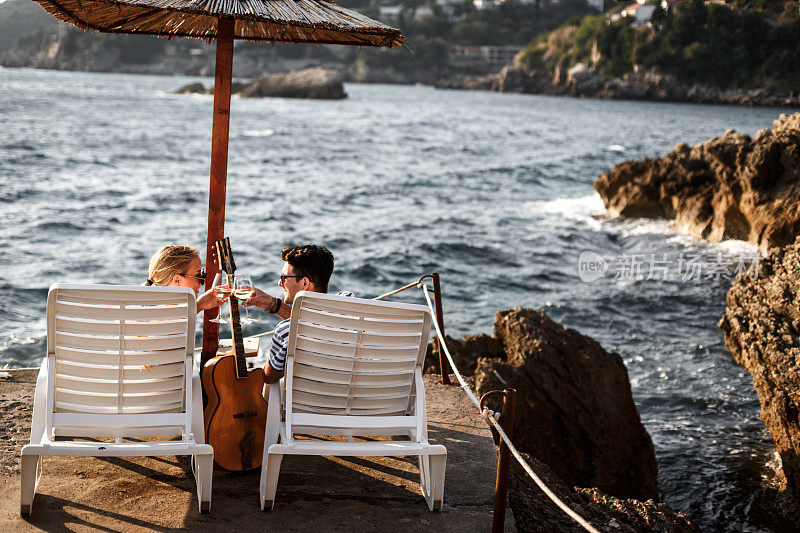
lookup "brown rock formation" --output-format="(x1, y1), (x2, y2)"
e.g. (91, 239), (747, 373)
(238, 67), (346, 99)
(175, 82), (206, 94)
(423, 333), (504, 376)
(475, 309), (658, 501)
(175, 68), (346, 99)
(594, 113), (800, 251)
(510, 453), (698, 533)
(719, 236), (800, 503)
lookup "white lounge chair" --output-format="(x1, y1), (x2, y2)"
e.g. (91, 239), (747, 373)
(20, 283), (213, 515)
(259, 291), (446, 511)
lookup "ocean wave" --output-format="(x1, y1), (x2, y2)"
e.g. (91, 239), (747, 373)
(242, 129), (276, 137)
(526, 194), (606, 228)
(33, 221), (85, 232)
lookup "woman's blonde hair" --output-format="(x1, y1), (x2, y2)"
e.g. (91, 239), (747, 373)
(145, 245), (199, 286)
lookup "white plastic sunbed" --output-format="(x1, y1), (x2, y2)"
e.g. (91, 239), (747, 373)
(20, 284), (213, 515)
(259, 291), (446, 511)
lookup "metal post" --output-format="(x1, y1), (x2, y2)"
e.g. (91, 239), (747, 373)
(431, 273), (451, 385)
(492, 389), (516, 533)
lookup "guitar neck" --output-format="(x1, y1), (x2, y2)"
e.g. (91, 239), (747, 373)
(215, 237), (247, 380)
(228, 295), (248, 380)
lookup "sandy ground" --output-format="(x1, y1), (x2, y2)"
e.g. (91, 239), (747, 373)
(0, 370), (514, 532)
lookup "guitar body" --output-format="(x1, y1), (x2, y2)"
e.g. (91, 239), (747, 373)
(203, 354), (267, 471)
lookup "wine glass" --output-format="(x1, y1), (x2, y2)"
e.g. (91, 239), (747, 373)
(234, 274), (256, 324)
(210, 273), (230, 324)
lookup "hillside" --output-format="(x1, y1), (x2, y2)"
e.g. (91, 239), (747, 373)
(518, 0), (800, 91)
(0, 0), (57, 54)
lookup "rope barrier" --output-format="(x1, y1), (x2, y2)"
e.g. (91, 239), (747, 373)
(419, 284), (600, 533)
(373, 280), (423, 301)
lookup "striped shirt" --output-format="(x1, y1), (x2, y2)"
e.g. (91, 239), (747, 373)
(267, 319), (291, 372)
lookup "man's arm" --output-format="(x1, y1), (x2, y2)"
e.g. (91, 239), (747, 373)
(263, 364), (284, 384)
(244, 288), (291, 320)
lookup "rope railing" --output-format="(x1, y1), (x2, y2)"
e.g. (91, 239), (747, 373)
(373, 279), (424, 301)
(417, 284), (600, 533)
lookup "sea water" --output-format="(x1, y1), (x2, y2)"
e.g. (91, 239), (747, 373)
(0, 67), (793, 531)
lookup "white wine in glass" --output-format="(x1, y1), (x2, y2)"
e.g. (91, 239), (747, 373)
(235, 274), (255, 324)
(210, 273), (229, 324)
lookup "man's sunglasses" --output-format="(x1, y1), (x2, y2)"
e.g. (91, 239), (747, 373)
(182, 269), (206, 283)
(279, 275), (305, 283)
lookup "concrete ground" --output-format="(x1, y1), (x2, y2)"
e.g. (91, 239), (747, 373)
(0, 370), (515, 532)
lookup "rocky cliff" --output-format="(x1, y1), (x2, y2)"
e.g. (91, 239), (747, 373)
(475, 309), (658, 501)
(593, 113), (800, 251)
(719, 237), (800, 509)
(424, 308), (689, 530)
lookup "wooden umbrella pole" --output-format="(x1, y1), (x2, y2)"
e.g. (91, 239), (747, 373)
(201, 17), (235, 370)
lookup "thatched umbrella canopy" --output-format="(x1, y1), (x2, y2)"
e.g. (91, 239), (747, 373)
(32, 0), (404, 47)
(31, 0), (404, 364)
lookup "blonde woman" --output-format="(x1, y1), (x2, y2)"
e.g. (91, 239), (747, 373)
(145, 245), (222, 312)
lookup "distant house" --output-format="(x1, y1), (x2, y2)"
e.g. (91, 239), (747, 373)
(481, 46), (521, 67)
(449, 45), (521, 70)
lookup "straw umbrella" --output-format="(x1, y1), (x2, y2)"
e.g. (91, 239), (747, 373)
(30, 0), (404, 365)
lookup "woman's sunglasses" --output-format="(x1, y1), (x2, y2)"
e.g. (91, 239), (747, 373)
(182, 269), (206, 283)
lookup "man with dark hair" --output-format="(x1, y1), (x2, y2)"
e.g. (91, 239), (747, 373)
(244, 244), (334, 384)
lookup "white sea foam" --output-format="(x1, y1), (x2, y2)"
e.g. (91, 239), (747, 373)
(528, 193), (606, 218)
(606, 144), (626, 152)
(608, 216), (760, 256)
(526, 193), (606, 230)
(242, 129), (276, 137)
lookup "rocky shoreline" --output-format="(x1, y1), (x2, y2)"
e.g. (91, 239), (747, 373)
(589, 109), (800, 519)
(426, 308), (696, 531)
(593, 112), (800, 251)
(437, 64), (800, 108)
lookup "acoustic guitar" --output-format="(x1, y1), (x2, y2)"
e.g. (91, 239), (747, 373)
(202, 238), (267, 471)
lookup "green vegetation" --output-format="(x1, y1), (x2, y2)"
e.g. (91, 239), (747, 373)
(519, 0), (800, 90)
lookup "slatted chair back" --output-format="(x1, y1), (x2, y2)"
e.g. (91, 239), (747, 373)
(284, 291), (432, 439)
(45, 284), (196, 440)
